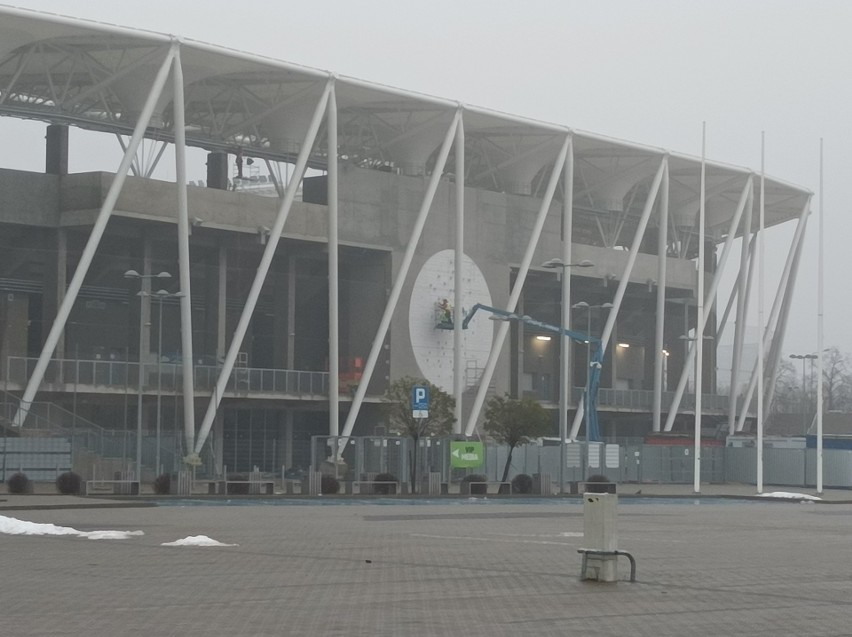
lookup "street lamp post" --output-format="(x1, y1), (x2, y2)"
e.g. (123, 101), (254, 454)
(571, 301), (613, 445)
(124, 269), (171, 481)
(542, 258), (593, 495)
(790, 353), (817, 435)
(152, 289), (184, 475)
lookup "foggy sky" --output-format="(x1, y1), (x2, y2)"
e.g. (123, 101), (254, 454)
(1, 0), (848, 361)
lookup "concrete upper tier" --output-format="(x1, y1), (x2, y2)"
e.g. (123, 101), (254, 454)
(0, 5), (810, 239)
(0, 166), (698, 292)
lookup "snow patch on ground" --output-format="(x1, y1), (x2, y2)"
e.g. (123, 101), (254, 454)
(161, 535), (237, 547)
(758, 491), (822, 501)
(0, 514), (144, 539)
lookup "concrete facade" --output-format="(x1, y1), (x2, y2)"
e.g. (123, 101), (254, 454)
(1, 155), (722, 474)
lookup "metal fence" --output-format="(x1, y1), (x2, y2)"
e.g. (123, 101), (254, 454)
(305, 436), (851, 490)
(0, 437), (71, 481)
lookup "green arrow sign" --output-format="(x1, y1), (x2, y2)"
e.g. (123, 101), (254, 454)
(450, 441), (483, 468)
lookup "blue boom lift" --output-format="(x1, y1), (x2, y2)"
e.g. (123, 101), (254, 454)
(462, 303), (603, 441)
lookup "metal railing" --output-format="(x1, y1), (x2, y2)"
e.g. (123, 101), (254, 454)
(526, 384), (736, 413)
(6, 357), (329, 397)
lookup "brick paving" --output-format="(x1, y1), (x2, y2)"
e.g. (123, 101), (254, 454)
(2, 489), (852, 636)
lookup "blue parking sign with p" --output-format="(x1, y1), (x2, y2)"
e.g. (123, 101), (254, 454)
(412, 385), (430, 418)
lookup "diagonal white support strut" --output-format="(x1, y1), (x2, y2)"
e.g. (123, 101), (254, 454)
(12, 47), (177, 427)
(735, 200), (810, 431)
(194, 80), (333, 454)
(339, 110), (462, 443)
(569, 157), (666, 440)
(663, 177), (753, 432)
(464, 136), (571, 438)
(763, 214), (809, 411)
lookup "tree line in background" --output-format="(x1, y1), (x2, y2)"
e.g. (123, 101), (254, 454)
(773, 346), (852, 414)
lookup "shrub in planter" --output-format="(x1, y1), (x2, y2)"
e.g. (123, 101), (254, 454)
(373, 472), (398, 495)
(226, 474), (250, 495)
(585, 473), (615, 494)
(461, 473), (487, 495)
(152, 473), (171, 495)
(7, 472), (31, 494)
(55, 471), (82, 495)
(510, 473), (533, 495)
(320, 474), (340, 495)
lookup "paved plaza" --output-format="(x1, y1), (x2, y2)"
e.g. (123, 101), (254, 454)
(2, 490), (852, 636)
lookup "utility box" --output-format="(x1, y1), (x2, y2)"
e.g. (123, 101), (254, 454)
(582, 492), (619, 582)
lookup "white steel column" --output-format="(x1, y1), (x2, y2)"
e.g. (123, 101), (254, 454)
(817, 138), (824, 494)
(652, 159), (669, 431)
(194, 81), (332, 454)
(735, 202), (809, 431)
(464, 136), (571, 438)
(729, 189), (755, 434)
(453, 115), (465, 435)
(328, 84), (339, 436)
(558, 137), (575, 493)
(217, 246), (227, 361)
(171, 46), (196, 454)
(569, 157), (666, 440)
(13, 48), (176, 426)
(55, 230), (67, 359)
(663, 177), (753, 432)
(341, 111), (461, 441)
(694, 123), (706, 494)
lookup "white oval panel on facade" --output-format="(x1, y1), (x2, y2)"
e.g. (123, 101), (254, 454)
(408, 250), (493, 392)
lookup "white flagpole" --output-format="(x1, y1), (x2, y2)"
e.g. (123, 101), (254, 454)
(695, 122), (705, 494)
(757, 132), (765, 494)
(817, 138), (824, 494)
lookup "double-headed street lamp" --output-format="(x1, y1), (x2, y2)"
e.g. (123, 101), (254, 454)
(572, 301), (613, 441)
(148, 289), (184, 474)
(124, 269), (172, 479)
(790, 353), (818, 435)
(541, 258), (593, 495)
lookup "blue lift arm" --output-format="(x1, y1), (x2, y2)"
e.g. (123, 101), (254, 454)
(462, 303), (604, 441)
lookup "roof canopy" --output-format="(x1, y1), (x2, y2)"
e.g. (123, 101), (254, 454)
(0, 5), (811, 234)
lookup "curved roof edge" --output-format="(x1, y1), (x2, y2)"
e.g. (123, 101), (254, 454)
(0, 4), (812, 214)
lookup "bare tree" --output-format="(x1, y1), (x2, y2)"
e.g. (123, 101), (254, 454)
(771, 358), (798, 415)
(823, 347), (852, 412)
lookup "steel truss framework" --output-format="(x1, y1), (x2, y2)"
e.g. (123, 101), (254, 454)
(0, 7), (812, 457)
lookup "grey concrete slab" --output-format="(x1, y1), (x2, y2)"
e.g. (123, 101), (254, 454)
(2, 495), (852, 636)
